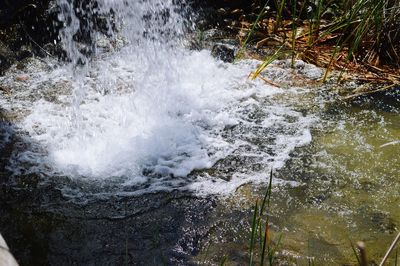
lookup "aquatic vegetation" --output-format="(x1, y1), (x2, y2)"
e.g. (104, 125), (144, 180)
(248, 170), (281, 266)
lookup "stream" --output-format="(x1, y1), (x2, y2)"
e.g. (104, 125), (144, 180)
(0, 0), (399, 265)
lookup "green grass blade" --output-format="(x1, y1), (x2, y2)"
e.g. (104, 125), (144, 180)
(249, 201), (259, 266)
(269, 233), (283, 265)
(236, 1), (271, 59)
(260, 222), (269, 266)
(260, 169), (273, 216)
(220, 255), (228, 266)
(252, 46), (283, 79)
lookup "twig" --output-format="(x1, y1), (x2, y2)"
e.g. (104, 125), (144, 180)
(379, 232), (400, 266)
(380, 140), (400, 148)
(257, 75), (281, 88)
(19, 19), (55, 59)
(342, 83), (398, 100)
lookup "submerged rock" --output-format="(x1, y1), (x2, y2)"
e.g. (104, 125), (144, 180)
(211, 44), (235, 63)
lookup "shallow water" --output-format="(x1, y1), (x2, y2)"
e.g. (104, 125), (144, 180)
(193, 91), (400, 265)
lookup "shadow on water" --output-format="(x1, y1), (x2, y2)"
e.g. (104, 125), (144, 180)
(351, 87), (400, 113)
(0, 109), (218, 266)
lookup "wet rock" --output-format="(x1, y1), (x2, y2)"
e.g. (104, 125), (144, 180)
(216, 8), (228, 16)
(0, 0), (60, 73)
(299, 62), (324, 80)
(211, 44), (235, 63)
(0, 41), (16, 74)
(16, 48), (33, 61)
(14, 57), (52, 73)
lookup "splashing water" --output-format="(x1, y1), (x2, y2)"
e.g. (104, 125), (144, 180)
(1, 0), (316, 196)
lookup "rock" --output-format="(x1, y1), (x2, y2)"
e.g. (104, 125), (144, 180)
(16, 47), (34, 61)
(216, 8), (228, 16)
(211, 44), (235, 63)
(300, 62), (324, 80)
(0, 0), (64, 72)
(0, 41), (16, 74)
(0, 233), (19, 266)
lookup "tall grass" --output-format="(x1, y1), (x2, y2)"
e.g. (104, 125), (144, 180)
(318, 0), (400, 80)
(241, 0), (400, 82)
(236, 2), (271, 60)
(290, 0), (297, 67)
(308, 0), (324, 46)
(302, 0), (400, 64)
(273, 0), (287, 33)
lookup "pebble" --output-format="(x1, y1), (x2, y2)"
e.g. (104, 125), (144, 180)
(15, 75), (30, 82)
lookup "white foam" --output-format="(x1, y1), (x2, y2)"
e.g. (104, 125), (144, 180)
(0, 0), (317, 197)
(1, 49), (316, 196)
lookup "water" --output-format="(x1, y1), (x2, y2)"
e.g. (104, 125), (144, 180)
(193, 93), (400, 265)
(0, 0), (315, 197)
(0, 0), (399, 264)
